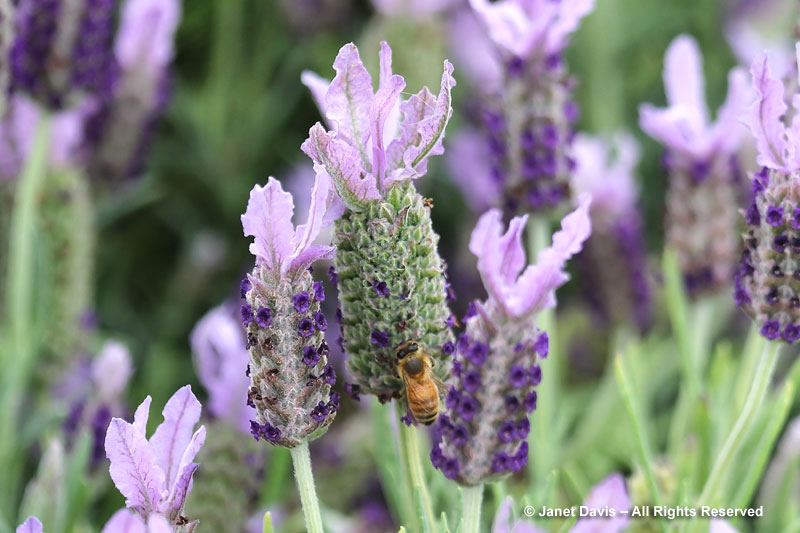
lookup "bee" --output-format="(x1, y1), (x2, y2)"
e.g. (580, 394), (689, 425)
(395, 340), (447, 425)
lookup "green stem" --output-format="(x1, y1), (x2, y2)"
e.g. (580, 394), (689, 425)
(614, 354), (667, 533)
(695, 339), (779, 507)
(527, 216), (561, 480)
(289, 440), (324, 533)
(461, 484), (483, 533)
(399, 416), (436, 532)
(0, 113), (50, 518)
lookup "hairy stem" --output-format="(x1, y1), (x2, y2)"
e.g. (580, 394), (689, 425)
(290, 440), (324, 533)
(461, 484), (483, 533)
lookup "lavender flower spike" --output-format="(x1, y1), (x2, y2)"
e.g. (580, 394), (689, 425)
(463, 0), (594, 213)
(16, 517), (43, 533)
(104, 385), (206, 528)
(241, 173), (338, 446)
(191, 305), (255, 435)
(737, 48), (800, 343)
(572, 133), (651, 329)
(86, 0), (182, 181)
(301, 42), (456, 401)
(432, 194), (591, 484)
(639, 35), (750, 297)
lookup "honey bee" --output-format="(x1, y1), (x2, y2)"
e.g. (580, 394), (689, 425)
(395, 340), (447, 425)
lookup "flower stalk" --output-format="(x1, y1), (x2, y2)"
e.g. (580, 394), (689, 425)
(0, 113), (50, 516)
(290, 440), (324, 533)
(461, 484), (483, 533)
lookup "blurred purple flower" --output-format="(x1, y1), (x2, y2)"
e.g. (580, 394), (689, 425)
(301, 42), (456, 209)
(104, 385), (205, 526)
(639, 35), (750, 167)
(727, 23), (796, 83)
(491, 473), (629, 532)
(469, 0), (595, 60)
(16, 517), (43, 533)
(10, 0), (116, 109)
(572, 133), (638, 219)
(570, 473), (630, 533)
(710, 520), (739, 533)
(432, 196), (591, 484)
(640, 35), (748, 297)
(85, 0), (182, 180)
(92, 340), (133, 404)
(447, 8), (503, 92)
(191, 305), (256, 435)
(446, 128), (502, 212)
(572, 133), (651, 329)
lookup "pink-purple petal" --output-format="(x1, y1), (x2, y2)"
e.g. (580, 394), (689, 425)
(370, 44), (406, 186)
(545, 0), (595, 54)
(570, 473), (630, 533)
(293, 168), (336, 262)
(302, 123), (379, 208)
(148, 385), (202, 489)
(241, 178), (297, 269)
(663, 35), (708, 123)
(101, 510), (147, 533)
(384, 60), (456, 185)
(16, 517), (43, 533)
(132, 395), (152, 436)
(190, 306), (253, 435)
(105, 417), (165, 515)
(509, 194), (592, 317)
(115, 0), (181, 71)
(708, 67), (750, 155)
(745, 54), (789, 170)
(301, 70), (331, 120)
(325, 43), (374, 161)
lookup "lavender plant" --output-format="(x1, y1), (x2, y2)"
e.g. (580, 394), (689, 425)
(301, 42), (456, 401)
(463, 0), (594, 213)
(241, 171), (340, 533)
(571, 133), (651, 330)
(431, 195), (591, 529)
(639, 35), (749, 297)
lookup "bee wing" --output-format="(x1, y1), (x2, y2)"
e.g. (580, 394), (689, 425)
(433, 373), (448, 399)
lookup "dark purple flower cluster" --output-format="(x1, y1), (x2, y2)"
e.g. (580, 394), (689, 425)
(481, 58), (577, 214)
(10, 0), (116, 109)
(736, 167), (800, 343)
(579, 216), (652, 331)
(249, 420), (282, 443)
(311, 391), (339, 422)
(431, 329), (546, 485)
